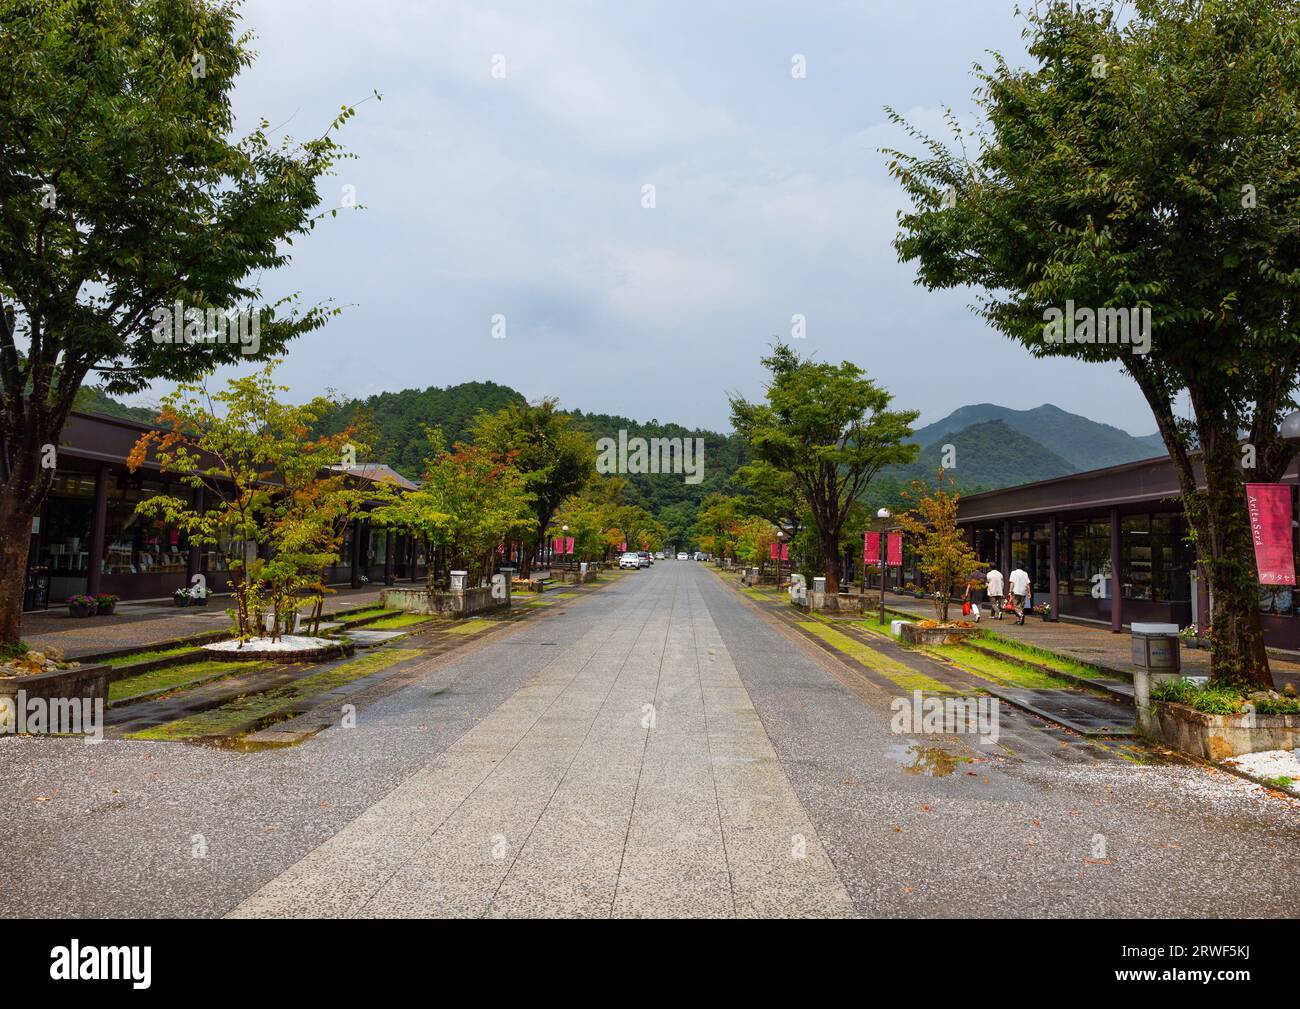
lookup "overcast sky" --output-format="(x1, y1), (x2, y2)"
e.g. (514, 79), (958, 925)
(142, 0), (1160, 437)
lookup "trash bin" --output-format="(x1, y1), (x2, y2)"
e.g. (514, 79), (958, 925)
(1131, 622), (1181, 680)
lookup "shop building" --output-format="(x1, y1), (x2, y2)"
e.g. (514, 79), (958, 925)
(955, 451), (1300, 650)
(13, 410), (427, 610)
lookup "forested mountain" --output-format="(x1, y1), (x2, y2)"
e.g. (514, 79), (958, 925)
(312, 381), (526, 476)
(892, 419), (1076, 491)
(909, 403), (1164, 472)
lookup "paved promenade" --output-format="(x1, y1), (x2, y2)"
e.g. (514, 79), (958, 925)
(1, 562), (1295, 918)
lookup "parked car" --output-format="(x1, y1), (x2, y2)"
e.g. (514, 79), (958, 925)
(637, 551), (652, 568)
(676, 552), (689, 561)
(654, 552), (664, 560)
(619, 552), (641, 569)
(693, 551), (705, 561)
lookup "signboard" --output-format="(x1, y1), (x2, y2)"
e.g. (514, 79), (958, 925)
(887, 532), (903, 567)
(1245, 483), (1296, 585)
(864, 531), (880, 566)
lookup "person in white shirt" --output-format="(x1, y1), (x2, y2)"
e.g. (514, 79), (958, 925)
(984, 565), (1005, 619)
(1008, 566), (1031, 624)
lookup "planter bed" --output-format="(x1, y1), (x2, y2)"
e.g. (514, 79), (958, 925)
(1151, 700), (1300, 760)
(201, 636), (354, 664)
(897, 622), (980, 647)
(381, 586), (508, 618)
(0, 663), (111, 707)
(105, 648), (210, 682)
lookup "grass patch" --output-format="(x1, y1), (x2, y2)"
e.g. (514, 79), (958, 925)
(338, 605), (394, 621)
(443, 619), (492, 635)
(103, 644), (201, 668)
(553, 592), (579, 599)
(930, 644), (1073, 690)
(364, 612), (434, 630)
(796, 621), (953, 693)
(109, 660), (265, 703)
(974, 634), (1112, 680)
(129, 648), (422, 740)
(1151, 677), (1300, 715)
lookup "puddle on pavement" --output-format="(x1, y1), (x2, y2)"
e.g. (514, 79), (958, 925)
(887, 742), (971, 777)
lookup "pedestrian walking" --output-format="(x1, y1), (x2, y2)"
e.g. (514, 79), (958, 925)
(1008, 565), (1031, 625)
(985, 564), (1005, 620)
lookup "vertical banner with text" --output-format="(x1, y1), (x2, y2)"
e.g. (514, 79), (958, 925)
(887, 532), (903, 568)
(864, 531), (880, 566)
(1245, 483), (1296, 585)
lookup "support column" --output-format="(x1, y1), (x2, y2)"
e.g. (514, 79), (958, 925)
(1001, 519), (1012, 577)
(1196, 561), (1210, 633)
(383, 529), (395, 585)
(1049, 513), (1060, 621)
(350, 518), (363, 589)
(85, 466), (110, 597)
(1110, 507), (1123, 633)
(186, 487), (203, 583)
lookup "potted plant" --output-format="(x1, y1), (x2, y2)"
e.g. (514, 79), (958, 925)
(189, 585), (211, 607)
(1179, 624), (1201, 650)
(94, 593), (120, 616)
(172, 587), (191, 608)
(1039, 602), (1052, 621)
(66, 594), (97, 618)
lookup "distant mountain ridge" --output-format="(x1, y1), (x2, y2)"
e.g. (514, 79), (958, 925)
(909, 403), (1164, 474)
(895, 419), (1076, 491)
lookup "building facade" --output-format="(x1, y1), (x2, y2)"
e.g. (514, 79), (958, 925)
(15, 411), (427, 610)
(955, 452), (1300, 649)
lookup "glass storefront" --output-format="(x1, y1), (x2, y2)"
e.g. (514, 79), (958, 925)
(37, 472), (96, 601)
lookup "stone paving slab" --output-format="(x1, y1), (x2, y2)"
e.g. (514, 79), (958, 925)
(228, 562), (852, 918)
(981, 685), (1136, 736)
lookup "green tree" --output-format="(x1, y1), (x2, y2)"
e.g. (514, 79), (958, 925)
(129, 364), (379, 641)
(472, 399), (594, 576)
(0, 0), (367, 644)
(886, 0), (1300, 685)
(896, 469), (979, 624)
(373, 443), (535, 591)
(730, 343), (919, 592)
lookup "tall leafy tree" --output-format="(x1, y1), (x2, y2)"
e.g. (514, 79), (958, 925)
(886, 0), (1300, 684)
(0, 0), (367, 644)
(472, 399), (594, 575)
(730, 343), (918, 592)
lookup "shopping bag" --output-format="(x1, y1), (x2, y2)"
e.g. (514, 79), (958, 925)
(961, 600), (971, 616)
(1004, 598), (1015, 613)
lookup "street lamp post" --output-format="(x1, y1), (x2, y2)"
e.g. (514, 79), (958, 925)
(562, 524), (569, 570)
(877, 507), (891, 628)
(776, 529), (785, 590)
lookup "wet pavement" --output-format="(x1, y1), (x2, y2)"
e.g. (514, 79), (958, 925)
(0, 562), (1295, 918)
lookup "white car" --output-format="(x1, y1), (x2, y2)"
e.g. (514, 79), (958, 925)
(654, 552), (664, 560)
(676, 552), (688, 561)
(619, 552), (641, 569)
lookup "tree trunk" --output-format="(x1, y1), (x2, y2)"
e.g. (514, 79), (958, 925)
(821, 532), (841, 594)
(1129, 365), (1274, 688)
(0, 496), (33, 645)
(1194, 429), (1271, 686)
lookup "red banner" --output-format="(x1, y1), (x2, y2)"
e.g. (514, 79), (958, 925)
(1246, 483), (1296, 585)
(565, 537), (574, 555)
(864, 531), (880, 565)
(770, 542), (778, 560)
(887, 532), (903, 567)
(620, 542), (627, 552)
(781, 543), (789, 561)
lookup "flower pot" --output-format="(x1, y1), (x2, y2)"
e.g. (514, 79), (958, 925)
(173, 596), (189, 607)
(192, 596), (208, 607)
(97, 602), (116, 616)
(68, 602), (96, 618)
